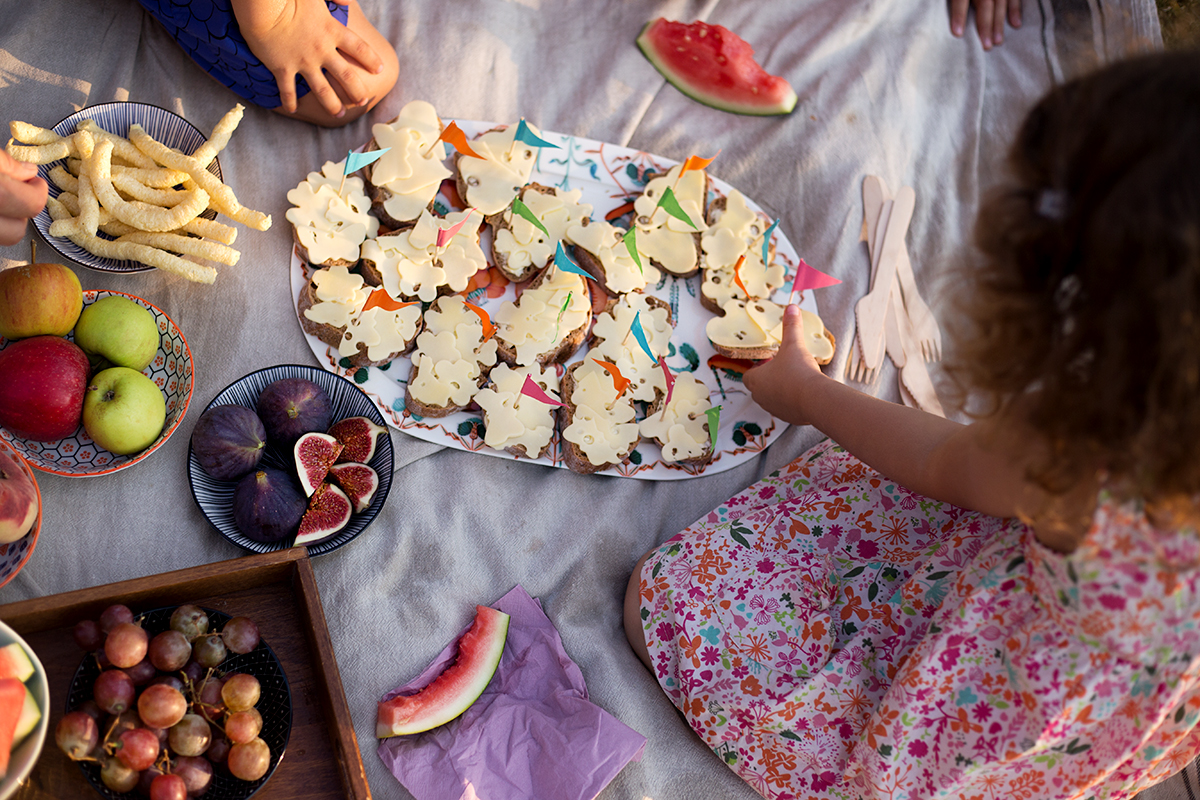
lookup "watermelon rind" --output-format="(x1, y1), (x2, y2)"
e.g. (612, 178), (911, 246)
(376, 605), (510, 738)
(12, 685), (39, 744)
(0, 643), (33, 683)
(636, 18), (798, 117)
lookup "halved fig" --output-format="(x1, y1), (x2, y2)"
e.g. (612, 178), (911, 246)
(327, 462), (379, 513)
(294, 432), (343, 496)
(327, 416), (387, 464)
(295, 483), (352, 547)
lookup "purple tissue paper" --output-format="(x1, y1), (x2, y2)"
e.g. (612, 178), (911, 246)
(377, 584), (647, 800)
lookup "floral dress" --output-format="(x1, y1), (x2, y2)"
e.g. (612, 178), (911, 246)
(639, 438), (1200, 800)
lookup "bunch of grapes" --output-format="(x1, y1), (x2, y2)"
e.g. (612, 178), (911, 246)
(55, 603), (271, 798)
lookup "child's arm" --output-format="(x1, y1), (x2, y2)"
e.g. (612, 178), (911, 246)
(230, 0), (389, 118)
(743, 305), (1034, 519)
(949, 0), (1023, 50)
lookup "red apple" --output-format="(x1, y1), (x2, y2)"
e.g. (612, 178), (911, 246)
(0, 444), (38, 544)
(0, 336), (91, 441)
(0, 254), (84, 340)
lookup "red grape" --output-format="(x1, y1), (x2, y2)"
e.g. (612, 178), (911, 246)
(168, 713), (212, 757)
(138, 683), (188, 729)
(94, 669), (135, 715)
(224, 708), (263, 745)
(100, 755), (140, 792)
(54, 711), (98, 760)
(221, 673), (260, 713)
(196, 676), (225, 723)
(73, 619), (103, 651)
(98, 604), (134, 634)
(149, 772), (187, 800)
(148, 674), (186, 694)
(148, 629), (191, 672)
(206, 736), (231, 764)
(169, 605), (209, 640)
(221, 617), (260, 654)
(114, 727), (159, 771)
(191, 634), (226, 669)
(124, 657), (157, 686)
(174, 755), (214, 796)
(105, 622), (149, 669)
(227, 737), (270, 781)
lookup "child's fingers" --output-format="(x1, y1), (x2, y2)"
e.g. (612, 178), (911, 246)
(271, 69), (300, 114)
(324, 52), (372, 108)
(949, 0), (970, 37)
(780, 304), (813, 358)
(1008, 0), (1023, 27)
(335, 24), (385, 77)
(992, 0), (1008, 44)
(302, 69), (347, 118)
(0, 150), (38, 180)
(975, 0), (996, 48)
(0, 173), (48, 219)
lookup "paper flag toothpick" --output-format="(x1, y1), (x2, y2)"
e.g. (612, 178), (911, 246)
(436, 209), (475, 249)
(628, 310), (656, 363)
(705, 405), (722, 451)
(553, 242), (591, 278)
(434, 121), (481, 159)
(658, 357), (676, 408)
(679, 151), (719, 175)
(344, 147), (390, 176)
(732, 254), (750, 297)
(654, 186), (696, 229)
(553, 292), (572, 340)
(621, 228), (643, 274)
(512, 119), (559, 150)
(592, 358), (631, 396)
(790, 258), (841, 292)
(520, 374), (566, 407)
(463, 299), (496, 341)
(361, 287), (417, 314)
(761, 217), (780, 266)
(511, 197), (550, 237)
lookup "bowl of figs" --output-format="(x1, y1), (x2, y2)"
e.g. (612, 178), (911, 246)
(187, 364), (394, 556)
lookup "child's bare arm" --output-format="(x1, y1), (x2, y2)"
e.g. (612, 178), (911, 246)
(230, 0), (386, 117)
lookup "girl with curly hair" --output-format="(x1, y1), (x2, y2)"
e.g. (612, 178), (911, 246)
(625, 49), (1200, 800)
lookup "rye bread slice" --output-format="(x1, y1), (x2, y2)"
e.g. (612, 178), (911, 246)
(630, 169), (710, 279)
(487, 182), (560, 283)
(363, 133), (440, 232)
(586, 293), (673, 351)
(557, 362), (638, 475)
(296, 275), (421, 369)
(698, 195), (780, 315)
(710, 328), (836, 364)
(290, 224), (360, 271)
(403, 296), (495, 417)
(493, 267), (591, 368)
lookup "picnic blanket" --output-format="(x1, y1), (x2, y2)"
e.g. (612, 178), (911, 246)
(0, 0), (1167, 797)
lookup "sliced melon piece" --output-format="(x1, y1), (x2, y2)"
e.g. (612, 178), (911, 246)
(12, 684), (39, 745)
(0, 643), (33, 683)
(377, 605), (510, 737)
(636, 18), (798, 116)
(0, 677), (25, 776)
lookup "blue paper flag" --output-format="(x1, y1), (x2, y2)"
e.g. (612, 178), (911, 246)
(554, 242), (591, 278)
(628, 310), (656, 363)
(512, 119), (559, 150)
(344, 148), (390, 176)
(762, 218), (780, 266)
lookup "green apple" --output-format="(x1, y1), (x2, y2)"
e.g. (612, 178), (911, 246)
(82, 367), (167, 456)
(0, 253), (83, 340)
(73, 296), (160, 373)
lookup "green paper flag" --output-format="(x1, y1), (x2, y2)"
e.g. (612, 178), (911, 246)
(621, 227), (643, 274)
(553, 292), (572, 340)
(705, 405), (722, 451)
(654, 186), (696, 229)
(510, 196), (550, 237)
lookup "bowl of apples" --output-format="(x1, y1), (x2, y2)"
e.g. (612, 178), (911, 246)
(0, 439), (41, 589)
(0, 249), (194, 476)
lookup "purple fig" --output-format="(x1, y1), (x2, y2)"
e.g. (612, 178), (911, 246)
(295, 483), (352, 547)
(232, 467), (306, 543)
(190, 405), (267, 480)
(255, 377), (332, 445)
(327, 416), (387, 464)
(327, 462), (379, 512)
(294, 432), (343, 496)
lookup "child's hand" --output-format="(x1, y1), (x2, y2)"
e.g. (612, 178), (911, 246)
(742, 305), (828, 427)
(950, 0), (1022, 50)
(232, 0), (387, 118)
(0, 150), (47, 246)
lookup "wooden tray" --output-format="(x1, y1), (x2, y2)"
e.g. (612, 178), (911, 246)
(0, 548), (370, 799)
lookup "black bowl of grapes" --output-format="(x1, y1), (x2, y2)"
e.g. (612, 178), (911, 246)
(56, 603), (292, 798)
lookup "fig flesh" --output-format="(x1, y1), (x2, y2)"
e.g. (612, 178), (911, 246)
(327, 416), (387, 464)
(295, 483), (352, 546)
(190, 405), (267, 481)
(327, 462), (379, 513)
(294, 432), (343, 496)
(232, 467), (306, 543)
(256, 378), (332, 445)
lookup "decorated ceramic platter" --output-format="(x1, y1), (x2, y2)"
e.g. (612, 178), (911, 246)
(289, 121), (823, 480)
(31, 101), (222, 274)
(0, 290), (194, 477)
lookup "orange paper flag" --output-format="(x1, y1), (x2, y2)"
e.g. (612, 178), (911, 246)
(732, 254), (750, 297)
(463, 299), (496, 341)
(679, 150), (719, 175)
(362, 288), (418, 314)
(435, 121), (482, 159)
(592, 358), (632, 397)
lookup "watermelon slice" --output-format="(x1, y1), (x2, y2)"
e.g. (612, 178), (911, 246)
(0, 643), (33, 683)
(12, 685), (39, 744)
(376, 605), (510, 737)
(636, 18), (797, 116)
(0, 677), (24, 776)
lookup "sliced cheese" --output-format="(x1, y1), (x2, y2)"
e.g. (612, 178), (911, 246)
(631, 164), (708, 276)
(286, 161), (379, 265)
(639, 371), (713, 463)
(707, 299), (834, 363)
(458, 125), (542, 215)
(565, 218), (661, 293)
(360, 209), (486, 302)
(368, 100), (453, 223)
(563, 360), (640, 466)
(493, 268), (590, 366)
(474, 363), (560, 456)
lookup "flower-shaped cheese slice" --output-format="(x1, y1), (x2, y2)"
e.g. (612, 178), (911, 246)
(341, 304), (423, 362)
(563, 361), (640, 465)
(493, 268), (590, 366)
(565, 219), (661, 294)
(458, 125), (542, 215)
(590, 293), (673, 402)
(474, 364), (560, 455)
(639, 372), (712, 463)
(494, 187), (592, 273)
(301, 265), (370, 329)
(368, 100), (453, 224)
(286, 161), (379, 264)
(360, 209), (486, 302)
(630, 164), (708, 276)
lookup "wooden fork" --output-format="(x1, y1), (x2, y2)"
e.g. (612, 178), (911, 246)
(855, 186), (914, 372)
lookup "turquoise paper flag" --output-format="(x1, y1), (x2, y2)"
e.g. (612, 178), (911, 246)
(520, 374), (565, 407)
(554, 242), (591, 278)
(705, 405), (722, 450)
(655, 186), (696, 229)
(621, 228), (643, 274)
(344, 147), (390, 175)
(511, 197), (550, 237)
(512, 119), (559, 149)
(761, 218), (780, 266)
(628, 310), (656, 363)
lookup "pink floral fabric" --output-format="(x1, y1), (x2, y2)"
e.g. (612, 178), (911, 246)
(639, 438), (1200, 799)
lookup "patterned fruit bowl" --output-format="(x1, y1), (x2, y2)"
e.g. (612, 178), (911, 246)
(0, 290), (194, 477)
(0, 439), (41, 590)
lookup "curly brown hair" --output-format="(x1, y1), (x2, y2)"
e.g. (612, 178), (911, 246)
(946, 49), (1200, 523)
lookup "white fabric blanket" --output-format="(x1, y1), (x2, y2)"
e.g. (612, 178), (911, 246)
(0, 0), (1169, 797)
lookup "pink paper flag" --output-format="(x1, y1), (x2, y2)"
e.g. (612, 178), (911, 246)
(520, 374), (566, 408)
(790, 258), (841, 293)
(436, 209), (475, 248)
(657, 357), (675, 407)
